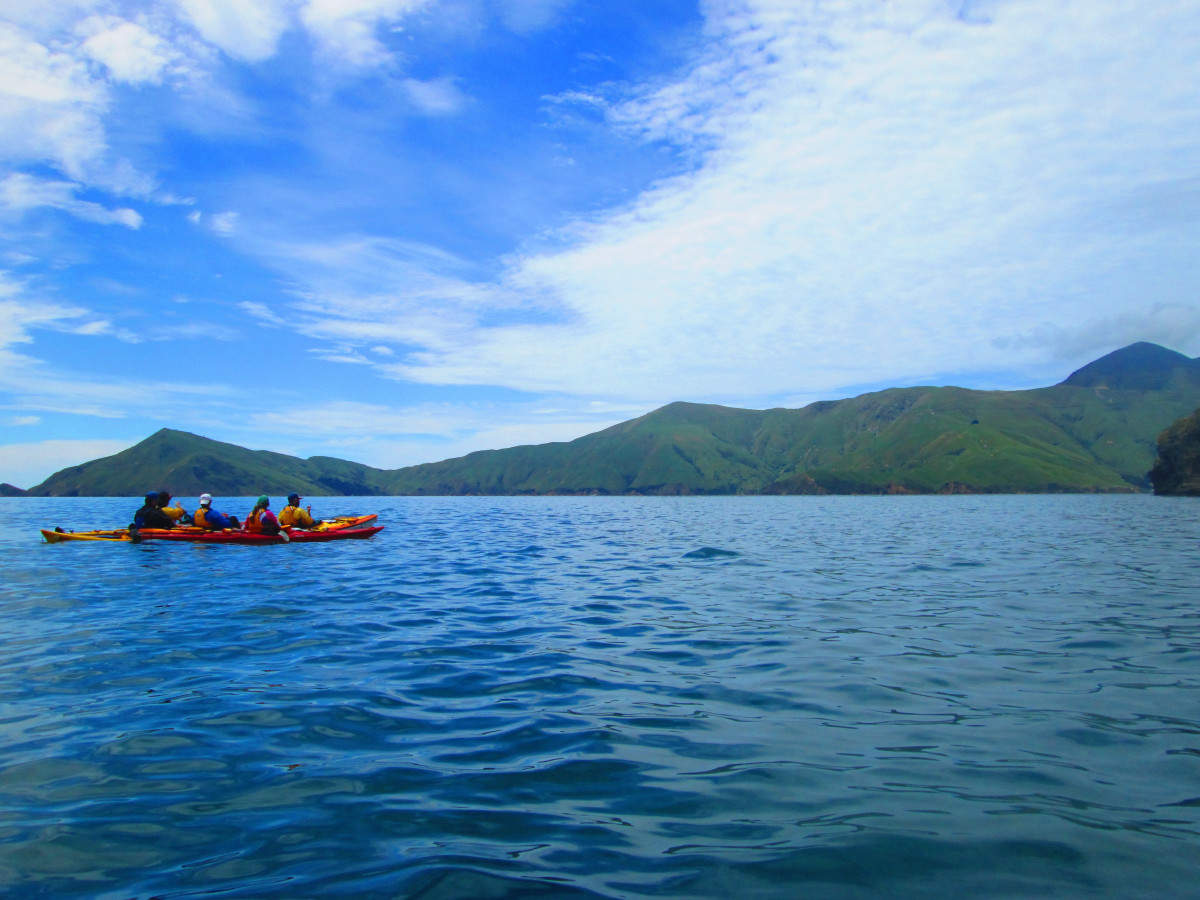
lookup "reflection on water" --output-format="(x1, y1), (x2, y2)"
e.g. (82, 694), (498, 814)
(0, 495), (1197, 898)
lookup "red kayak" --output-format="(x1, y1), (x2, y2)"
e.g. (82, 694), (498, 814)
(142, 526), (383, 544)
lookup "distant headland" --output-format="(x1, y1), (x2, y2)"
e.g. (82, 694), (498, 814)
(9, 342), (1200, 497)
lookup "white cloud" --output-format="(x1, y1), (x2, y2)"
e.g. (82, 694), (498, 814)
(496, 0), (573, 36)
(172, 0), (292, 62)
(240, 300), (285, 325)
(300, 0), (430, 70)
(0, 281), (92, 349)
(8, 415), (39, 425)
(209, 210), (238, 234)
(0, 273), (239, 423)
(76, 15), (181, 84)
(0, 438), (133, 489)
(248, 397), (639, 468)
(262, 0), (1200, 401)
(994, 303), (1200, 361)
(0, 173), (142, 227)
(402, 77), (465, 115)
(0, 21), (110, 181)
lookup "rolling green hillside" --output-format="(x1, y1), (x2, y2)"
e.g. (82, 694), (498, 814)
(20, 342), (1200, 497)
(375, 344), (1200, 495)
(26, 430), (392, 498)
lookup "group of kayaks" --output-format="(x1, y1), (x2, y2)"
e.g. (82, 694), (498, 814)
(41, 514), (382, 545)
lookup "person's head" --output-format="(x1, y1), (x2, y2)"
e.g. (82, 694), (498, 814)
(256, 494), (270, 510)
(144, 491), (158, 506)
(157, 490), (171, 507)
(199, 493), (212, 507)
(287, 493), (302, 506)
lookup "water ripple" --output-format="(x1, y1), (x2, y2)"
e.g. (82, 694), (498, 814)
(0, 495), (1197, 897)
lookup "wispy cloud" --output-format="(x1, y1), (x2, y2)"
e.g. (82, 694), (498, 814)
(0, 438), (135, 489)
(0, 272), (239, 417)
(301, 0), (431, 70)
(402, 77), (466, 116)
(241, 0), (1200, 400)
(0, 173), (143, 228)
(173, 0), (293, 63)
(76, 15), (186, 85)
(248, 397), (641, 468)
(209, 210), (238, 235)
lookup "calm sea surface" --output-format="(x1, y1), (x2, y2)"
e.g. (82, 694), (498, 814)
(0, 495), (1197, 899)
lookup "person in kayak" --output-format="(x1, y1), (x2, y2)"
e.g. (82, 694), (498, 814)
(194, 493), (239, 530)
(279, 493), (321, 529)
(244, 495), (281, 535)
(157, 490), (193, 525)
(133, 492), (175, 529)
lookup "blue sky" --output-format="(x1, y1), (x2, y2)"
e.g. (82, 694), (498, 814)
(2, 0), (1199, 489)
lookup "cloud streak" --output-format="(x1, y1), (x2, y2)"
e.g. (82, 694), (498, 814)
(237, 0), (1200, 403)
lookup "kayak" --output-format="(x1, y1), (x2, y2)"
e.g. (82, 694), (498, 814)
(41, 525), (383, 544)
(142, 526), (383, 544)
(40, 514), (380, 544)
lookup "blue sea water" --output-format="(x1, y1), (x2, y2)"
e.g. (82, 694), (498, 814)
(0, 494), (1197, 899)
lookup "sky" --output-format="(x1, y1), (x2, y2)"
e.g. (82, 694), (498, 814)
(1, 0), (1198, 489)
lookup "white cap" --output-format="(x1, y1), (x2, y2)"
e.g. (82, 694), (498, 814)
(199, 493), (212, 505)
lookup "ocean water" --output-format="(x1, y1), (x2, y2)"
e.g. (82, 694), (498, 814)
(0, 494), (1197, 899)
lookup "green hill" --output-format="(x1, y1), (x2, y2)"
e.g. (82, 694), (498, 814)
(20, 342), (1200, 496)
(27, 430), (392, 498)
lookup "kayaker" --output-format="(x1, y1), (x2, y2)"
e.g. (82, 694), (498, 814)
(157, 490), (192, 525)
(133, 492), (174, 529)
(279, 493), (321, 529)
(244, 495), (282, 535)
(194, 493), (240, 530)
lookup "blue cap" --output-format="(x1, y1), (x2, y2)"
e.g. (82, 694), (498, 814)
(145, 492), (158, 502)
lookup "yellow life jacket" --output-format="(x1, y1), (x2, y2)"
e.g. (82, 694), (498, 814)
(279, 505), (313, 528)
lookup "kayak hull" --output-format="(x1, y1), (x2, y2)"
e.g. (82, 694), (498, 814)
(146, 526), (383, 544)
(41, 515), (381, 544)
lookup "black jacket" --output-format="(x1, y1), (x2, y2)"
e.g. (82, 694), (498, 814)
(134, 504), (174, 529)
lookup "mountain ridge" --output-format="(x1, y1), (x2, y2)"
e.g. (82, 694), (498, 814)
(17, 342), (1200, 497)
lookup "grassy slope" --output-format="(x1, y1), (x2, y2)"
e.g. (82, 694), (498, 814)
(23, 346), (1200, 496)
(380, 382), (1200, 495)
(27, 430), (393, 497)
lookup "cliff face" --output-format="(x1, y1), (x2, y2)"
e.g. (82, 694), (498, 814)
(1150, 407), (1200, 496)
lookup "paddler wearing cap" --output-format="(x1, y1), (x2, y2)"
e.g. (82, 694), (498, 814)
(278, 493), (320, 529)
(194, 493), (240, 530)
(244, 495), (282, 535)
